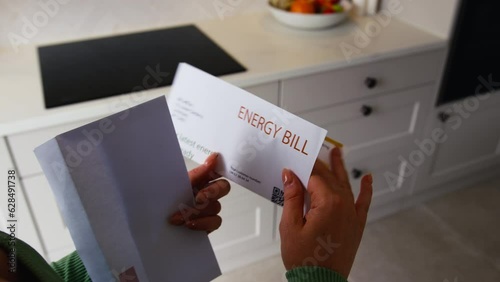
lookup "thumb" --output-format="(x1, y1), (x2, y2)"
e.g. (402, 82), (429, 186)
(280, 169), (305, 231)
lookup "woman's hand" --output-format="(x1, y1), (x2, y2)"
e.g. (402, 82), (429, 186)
(169, 153), (230, 233)
(279, 147), (373, 279)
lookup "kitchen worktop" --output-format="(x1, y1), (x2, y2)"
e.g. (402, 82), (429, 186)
(0, 11), (445, 137)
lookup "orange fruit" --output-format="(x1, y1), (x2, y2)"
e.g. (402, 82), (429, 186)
(290, 0), (315, 14)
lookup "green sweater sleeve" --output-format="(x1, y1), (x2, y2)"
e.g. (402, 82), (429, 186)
(2, 230), (347, 282)
(51, 251), (91, 282)
(286, 266), (348, 282)
(0, 231), (90, 282)
(0, 230), (63, 282)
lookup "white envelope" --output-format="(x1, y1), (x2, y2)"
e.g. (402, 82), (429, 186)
(168, 63), (333, 206)
(35, 96), (221, 282)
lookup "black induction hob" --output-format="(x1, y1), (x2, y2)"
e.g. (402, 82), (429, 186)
(38, 25), (246, 108)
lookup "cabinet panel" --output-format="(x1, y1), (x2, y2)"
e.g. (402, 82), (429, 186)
(300, 86), (434, 160)
(345, 149), (414, 208)
(281, 50), (444, 113)
(0, 138), (44, 257)
(415, 93), (500, 191)
(244, 82), (279, 105)
(184, 159), (275, 272)
(21, 175), (75, 261)
(8, 119), (98, 178)
(431, 99), (500, 176)
(432, 108), (500, 175)
(209, 183), (274, 259)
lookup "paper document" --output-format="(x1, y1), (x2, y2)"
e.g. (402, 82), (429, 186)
(168, 63), (337, 206)
(35, 96), (221, 282)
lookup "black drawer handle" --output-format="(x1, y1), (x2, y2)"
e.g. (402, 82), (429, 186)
(351, 168), (363, 179)
(438, 112), (451, 123)
(361, 105), (373, 117)
(365, 77), (378, 89)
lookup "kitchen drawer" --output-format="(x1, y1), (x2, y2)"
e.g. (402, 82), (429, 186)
(8, 119), (98, 178)
(281, 50), (444, 113)
(275, 148), (415, 239)
(300, 85), (434, 160)
(345, 149), (415, 208)
(21, 175), (75, 260)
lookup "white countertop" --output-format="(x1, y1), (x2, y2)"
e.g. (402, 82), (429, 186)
(0, 12), (446, 137)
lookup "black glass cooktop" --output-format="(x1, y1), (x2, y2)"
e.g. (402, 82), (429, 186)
(38, 25), (246, 108)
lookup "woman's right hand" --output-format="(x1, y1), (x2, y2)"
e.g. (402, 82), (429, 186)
(279, 147), (373, 279)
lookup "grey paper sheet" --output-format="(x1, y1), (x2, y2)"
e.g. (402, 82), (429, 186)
(35, 96), (221, 282)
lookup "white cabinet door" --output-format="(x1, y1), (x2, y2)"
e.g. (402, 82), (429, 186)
(345, 148), (415, 209)
(0, 138), (45, 258)
(8, 119), (99, 178)
(415, 93), (500, 191)
(299, 85), (435, 161)
(184, 158), (277, 272)
(244, 82), (279, 105)
(21, 175), (76, 262)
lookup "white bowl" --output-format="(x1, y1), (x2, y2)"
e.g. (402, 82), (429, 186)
(268, 1), (351, 30)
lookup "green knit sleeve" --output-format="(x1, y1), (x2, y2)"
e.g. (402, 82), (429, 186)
(51, 250), (92, 282)
(0, 231), (64, 282)
(286, 266), (348, 282)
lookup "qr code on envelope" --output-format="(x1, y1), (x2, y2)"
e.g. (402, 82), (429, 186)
(271, 187), (284, 206)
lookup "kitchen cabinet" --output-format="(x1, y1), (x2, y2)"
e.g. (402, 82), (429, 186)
(285, 48), (443, 202)
(414, 92), (500, 192)
(274, 48), (446, 240)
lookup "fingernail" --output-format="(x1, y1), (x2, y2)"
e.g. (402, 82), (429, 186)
(195, 193), (206, 205)
(366, 174), (373, 184)
(169, 213), (185, 225)
(185, 221), (196, 229)
(282, 169), (293, 187)
(203, 189), (213, 200)
(204, 152), (219, 166)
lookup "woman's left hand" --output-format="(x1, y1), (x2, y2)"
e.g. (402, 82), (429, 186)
(169, 153), (230, 233)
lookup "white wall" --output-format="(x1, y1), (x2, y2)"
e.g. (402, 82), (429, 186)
(380, 0), (459, 39)
(0, 0), (266, 52)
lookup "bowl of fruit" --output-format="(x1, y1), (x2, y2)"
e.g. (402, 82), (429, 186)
(268, 0), (351, 29)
